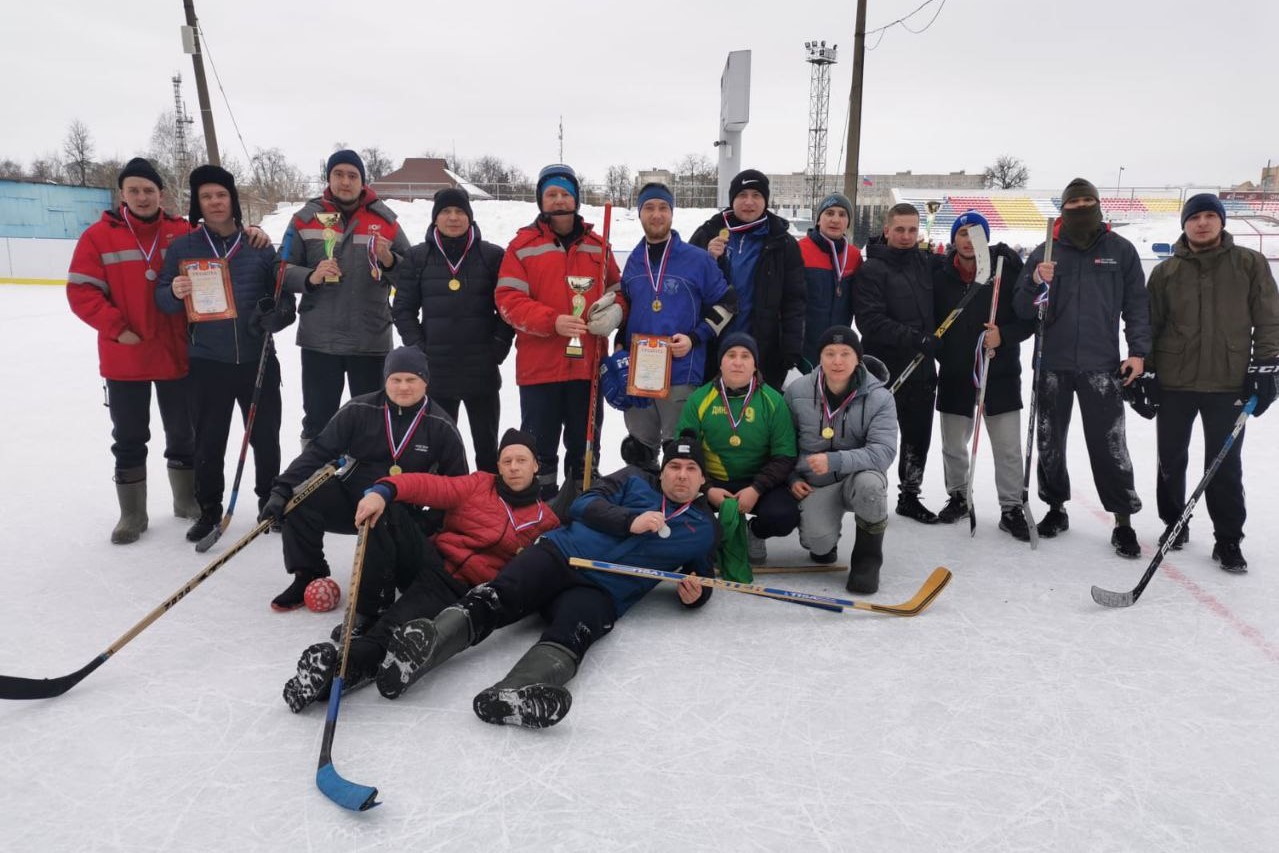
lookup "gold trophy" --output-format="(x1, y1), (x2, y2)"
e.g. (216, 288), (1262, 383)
(316, 212), (341, 283)
(924, 200), (941, 250)
(564, 275), (594, 358)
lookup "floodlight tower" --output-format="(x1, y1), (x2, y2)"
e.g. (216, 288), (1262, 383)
(804, 40), (838, 216)
(172, 74), (195, 212)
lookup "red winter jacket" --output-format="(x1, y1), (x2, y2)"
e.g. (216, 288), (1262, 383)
(495, 217), (623, 385)
(67, 208), (192, 381)
(386, 471), (560, 586)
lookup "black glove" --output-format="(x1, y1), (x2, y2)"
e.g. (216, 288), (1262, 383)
(1244, 357), (1279, 417)
(913, 333), (939, 358)
(1120, 370), (1160, 420)
(258, 491), (288, 532)
(251, 297), (294, 334)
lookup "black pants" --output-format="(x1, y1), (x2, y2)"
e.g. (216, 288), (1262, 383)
(279, 477), (357, 578)
(458, 541), (616, 661)
(357, 503), (464, 618)
(188, 355), (282, 510)
(893, 376), (936, 498)
(435, 390), (501, 474)
(1156, 390), (1246, 543)
(299, 349), (384, 439)
(519, 381), (602, 497)
(1036, 369), (1142, 514)
(105, 377), (194, 473)
(718, 478), (800, 539)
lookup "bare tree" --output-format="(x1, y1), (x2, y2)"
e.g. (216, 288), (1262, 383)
(360, 146), (394, 182)
(463, 155), (530, 198)
(672, 153), (717, 207)
(28, 152), (64, 184)
(62, 119), (95, 186)
(604, 164), (633, 206)
(420, 148), (461, 172)
(249, 146), (309, 207)
(983, 155), (1030, 189)
(0, 158), (24, 180)
(88, 157), (125, 199)
(149, 110), (204, 212)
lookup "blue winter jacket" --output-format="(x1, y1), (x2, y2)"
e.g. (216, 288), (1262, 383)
(156, 228), (296, 364)
(620, 231), (735, 387)
(542, 467), (719, 616)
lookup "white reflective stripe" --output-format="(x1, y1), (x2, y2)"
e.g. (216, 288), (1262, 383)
(496, 277), (530, 293)
(516, 243), (563, 261)
(296, 228), (329, 240)
(578, 244), (603, 255)
(68, 272), (109, 291)
(100, 249), (145, 265)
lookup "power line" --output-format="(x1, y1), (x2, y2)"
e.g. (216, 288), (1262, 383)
(195, 23), (255, 170)
(865, 0), (947, 50)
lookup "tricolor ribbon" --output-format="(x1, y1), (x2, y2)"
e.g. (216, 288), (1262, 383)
(433, 225), (476, 279)
(384, 400), (429, 468)
(717, 375), (757, 437)
(201, 226), (243, 261)
(643, 238), (672, 305)
(500, 496), (546, 533)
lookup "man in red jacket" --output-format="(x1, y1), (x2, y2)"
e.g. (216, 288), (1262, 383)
(282, 428), (559, 713)
(495, 164), (624, 498)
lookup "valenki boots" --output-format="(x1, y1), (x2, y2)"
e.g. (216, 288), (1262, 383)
(111, 466), (148, 545)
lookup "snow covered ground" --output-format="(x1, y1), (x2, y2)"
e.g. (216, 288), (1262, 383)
(3, 268), (1279, 851)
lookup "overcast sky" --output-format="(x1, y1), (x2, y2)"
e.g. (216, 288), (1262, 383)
(5, 0), (1276, 193)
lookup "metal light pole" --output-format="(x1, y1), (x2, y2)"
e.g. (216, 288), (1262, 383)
(1117, 165), (1125, 196)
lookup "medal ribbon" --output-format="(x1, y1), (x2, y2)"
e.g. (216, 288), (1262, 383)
(201, 226), (243, 261)
(818, 367), (858, 430)
(500, 496), (546, 533)
(972, 330), (991, 388)
(122, 206), (162, 272)
(661, 495), (694, 524)
(643, 238), (672, 304)
(820, 234), (849, 280)
(367, 234), (382, 281)
(384, 400), (429, 467)
(717, 376), (757, 437)
(433, 225), (476, 278)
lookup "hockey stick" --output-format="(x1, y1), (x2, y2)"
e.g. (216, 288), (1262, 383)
(966, 255), (1005, 536)
(197, 228), (295, 553)
(570, 558), (951, 617)
(1019, 219), (1056, 550)
(1091, 396), (1257, 608)
(890, 273), (991, 396)
(582, 202), (612, 491)
(316, 520), (380, 811)
(749, 564), (844, 575)
(0, 459), (349, 700)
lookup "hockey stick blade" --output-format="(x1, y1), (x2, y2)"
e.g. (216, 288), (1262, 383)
(0, 656), (108, 700)
(316, 681), (380, 811)
(570, 558), (951, 617)
(194, 513), (231, 553)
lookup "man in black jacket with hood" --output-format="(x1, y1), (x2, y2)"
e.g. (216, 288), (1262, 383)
(689, 169), (805, 391)
(853, 202), (940, 523)
(391, 187), (512, 474)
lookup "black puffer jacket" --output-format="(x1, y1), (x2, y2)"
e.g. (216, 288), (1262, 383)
(932, 243), (1033, 416)
(852, 237), (936, 383)
(689, 211), (805, 387)
(391, 224), (512, 399)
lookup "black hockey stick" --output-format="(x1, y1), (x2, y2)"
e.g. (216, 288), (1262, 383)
(1019, 219), (1056, 550)
(316, 520), (380, 811)
(890, 273), (991, 396)
(1091, 397), (1256, 608)
(0, 459), (350, 700)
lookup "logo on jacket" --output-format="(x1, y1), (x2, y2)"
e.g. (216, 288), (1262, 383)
(1093, 257), (1118, 266)
(369, 224), (381, 232)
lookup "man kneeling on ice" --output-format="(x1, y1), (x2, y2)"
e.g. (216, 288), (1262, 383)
(372, 434), (719, 729)
(282, 429), (561, 713)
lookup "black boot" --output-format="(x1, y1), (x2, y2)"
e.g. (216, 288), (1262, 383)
(111, 467), (148, 545)
(620, 436), (659, 474)
(271, 570), (323, 613)
(998, 507), (1031, 541)
(473, 642), (578, 729)
(1111, 524), (1141, 559)
(936, 492), (969, 524)
(895, 494), (938, 525)
(281, 641), (375, 713)
(1213, 539), (1248, 573)
(846, 521), (885, 594)
(1036, 505), (1070, 538)
(1158, 523), (1189, 551)
(376, 606), (473, 699)
(185, 504), (223, 543)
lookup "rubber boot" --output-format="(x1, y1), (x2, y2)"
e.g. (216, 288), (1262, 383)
(846, 520), (885, 595)
(376, 606), (473, 699)
(111, 467), (149, 545)
(167, 467), (201, 520)
(473, 641), (579, 729)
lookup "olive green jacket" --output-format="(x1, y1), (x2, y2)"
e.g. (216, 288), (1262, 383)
(1148, 232), (1279, 392)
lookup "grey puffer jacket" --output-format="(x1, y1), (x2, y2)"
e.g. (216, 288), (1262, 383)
(784, 356), (898, 487)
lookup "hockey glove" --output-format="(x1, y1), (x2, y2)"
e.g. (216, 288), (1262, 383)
(912, 333), (940, 358)
(1120, 370), (1160, 420)
(251, 297), (295, 334)
(1243, 357), (1279, 417)
(587, 291), (624, 336)
(258, 491), (288, 532)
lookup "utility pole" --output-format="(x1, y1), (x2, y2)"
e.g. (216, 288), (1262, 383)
(181, 0), (220, 165)
(558, 116), (564, 163)
(841, 0), (868, 213)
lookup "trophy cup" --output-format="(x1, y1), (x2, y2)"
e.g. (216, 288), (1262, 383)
(925, 200), (941, 250)
(564, 275), (594, 358)
(315, 212), (341, 283)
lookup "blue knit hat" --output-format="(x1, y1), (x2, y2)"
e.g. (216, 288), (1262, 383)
(718, 331), (760, 367)
(637, 182), (675, 211)
(326, 149), (366, 184)
(951, 209), (990, 242)
(816, 193), (852, 219)
(1181, 193), (1226, 228)
(536, 164), (580, 212)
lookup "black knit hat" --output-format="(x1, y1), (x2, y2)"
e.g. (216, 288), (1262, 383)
(326, 149), (366, 184)
(188, 164), (242, 228)
(118, 157), (164, 190)
(432, 187), (473, 224)
(661, 430), (705, 474)
(729, 169), (770, 206)
(382, 346), (430, 384)
(718, 331), (760, 367)
(498, 428), (537, 457)
(1061, 177), (1099, 206)
(1181, 193), (1227, 227)
(817, 325), (864, 360)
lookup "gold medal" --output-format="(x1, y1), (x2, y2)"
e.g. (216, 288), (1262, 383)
(448, 278), (461, 291)
(388, 465), (403, 476)
(718, 228), (730, 241)
(728, 434), (742, 447)
(821, 426), (835, 439)
(652, 299), (662, 312)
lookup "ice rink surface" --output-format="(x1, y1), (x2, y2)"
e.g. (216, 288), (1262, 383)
(3, 274), (1278, 852)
